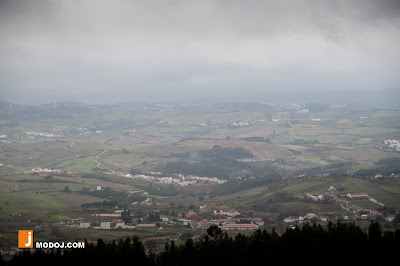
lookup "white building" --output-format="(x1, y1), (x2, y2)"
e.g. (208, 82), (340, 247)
(305, 193), (325, 201)
(346, 193), (368, 200)
(283, 216), (299, 223)
(98, 222), (114, 229)
(215, 208), (241, 217)
(79, 222), (91, 228)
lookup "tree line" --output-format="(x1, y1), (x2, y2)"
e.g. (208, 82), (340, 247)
(2, 221), (399, 266)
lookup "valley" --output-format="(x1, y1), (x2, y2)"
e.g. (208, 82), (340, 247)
(1, 101), (400, 252)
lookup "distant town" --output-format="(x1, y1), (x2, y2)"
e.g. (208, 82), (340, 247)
(51, 207), (263, 232)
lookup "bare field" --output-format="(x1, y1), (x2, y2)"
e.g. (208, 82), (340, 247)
(48, 193), (102, 207)
(56, 175), (140, 192)
(328, 148), (400, 164)
(292, 124), (350, 136)
(0, 141), (104, 171)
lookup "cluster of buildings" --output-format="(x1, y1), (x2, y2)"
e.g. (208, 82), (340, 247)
(337, 200), (384, 219)
(54, 206), (264, 233)
(56, 218), (135, 230)
(213, 208), (241, 217)
(54, 210), (135, 230)
(173, 207), (263, 231)
(117, 173), (226, 186)
(24, 132), (63, 139)
(229, 121), (250, 127)
(339, 193), (369, 200)
(295, 109), (309, 114)
(185, 175), (226, 184)
(296, 187), (392, 223)
(336, 192), (389, 220)
(25, 167), (61, 174)
(77, 127), (104, 135)
(70, 127), (103, 135)
(0, 134), (8, 142)
(131, 197), (156, 206)
(384, 139), (400, 151)
(146, 104), (175, 112)
(283, 213), (328, 224)
(305, 193), (327, 201)
(174, 216), (263, 231)
(168, 207), (241, 220)
(306, 191), (372, 202)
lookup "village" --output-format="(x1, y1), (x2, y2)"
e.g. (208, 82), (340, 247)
(23, 164), (226, 187)
(384, 139), (400, 151)
(283, 186), (397, 226)
(24, 167), (61, 174)
(112, 172), (227, 186)
(24, 132), (63, 139)
(50, 206), (264, 234)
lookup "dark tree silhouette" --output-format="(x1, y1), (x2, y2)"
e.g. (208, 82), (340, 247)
(5, 221), (400, 266)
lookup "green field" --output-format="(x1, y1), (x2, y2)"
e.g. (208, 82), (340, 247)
(1, 102), (400, 247)
(0, 192), (65, 213)
(55, 156), (97, 172)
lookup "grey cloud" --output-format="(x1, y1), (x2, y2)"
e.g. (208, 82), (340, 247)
(0, 0), (399, 104)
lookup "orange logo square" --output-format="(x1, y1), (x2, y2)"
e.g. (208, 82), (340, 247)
(18, 230), (33, 248)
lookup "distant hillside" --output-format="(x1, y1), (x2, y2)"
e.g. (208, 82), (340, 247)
(180, 139), (293, 159)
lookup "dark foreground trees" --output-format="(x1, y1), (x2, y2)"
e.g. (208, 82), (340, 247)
(3, 221), (400, 266)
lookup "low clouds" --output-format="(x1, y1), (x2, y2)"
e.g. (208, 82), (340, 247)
(0, 0), (399, 104)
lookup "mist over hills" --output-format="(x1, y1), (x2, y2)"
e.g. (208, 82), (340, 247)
(1, 86), (400, 107)
(0, 1), (400, 261)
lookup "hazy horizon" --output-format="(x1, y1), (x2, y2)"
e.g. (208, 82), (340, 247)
(1, 0), (399, 105)
(1, 88), (400, 107)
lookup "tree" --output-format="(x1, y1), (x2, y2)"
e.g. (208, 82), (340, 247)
(0, 253), (5, 266)
(180, 232), (193, 241)
(393, 214), (400, 227)
(148, 213), (160, 222)
(63, 186), (70, 192)
(145, 240), (157, 249)
(129, 168), (143, 176)
(51, 227), (61, 237)
(164, 241), (169, 252)
(368, 221), (382, 241)
(207, 225), (223, 240)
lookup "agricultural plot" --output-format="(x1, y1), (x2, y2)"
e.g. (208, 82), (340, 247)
(55, 156), (97, 173)
(48, 194), (102, 207)
(0, 192), (65, 214)
(1, 102), (400, 248)
(55, 175), (139, 192)
(338, 178), (400, 209)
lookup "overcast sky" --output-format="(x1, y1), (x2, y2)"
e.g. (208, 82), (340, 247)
(0, 0), (399, 105)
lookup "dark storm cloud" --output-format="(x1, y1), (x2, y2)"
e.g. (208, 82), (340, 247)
(0, 0), (399, 104)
